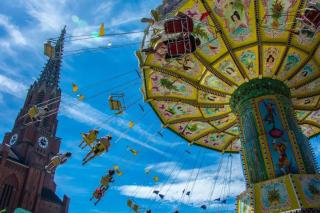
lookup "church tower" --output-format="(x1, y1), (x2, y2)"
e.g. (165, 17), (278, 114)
(0, 27), (69, 213)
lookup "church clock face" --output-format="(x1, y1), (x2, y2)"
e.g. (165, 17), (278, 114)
(38, 136), (49, 148)
(9, 134), (18, 146)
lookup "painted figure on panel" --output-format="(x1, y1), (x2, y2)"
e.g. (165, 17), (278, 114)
(214, 0), (251, 40)
(183, 2), (221, 55)
(265, 47), (280, 74)
(272, 139), (291, 174)
(259, 100), (299, 176)
(262, 0), (296, 37)
(239, 50), (256, 75)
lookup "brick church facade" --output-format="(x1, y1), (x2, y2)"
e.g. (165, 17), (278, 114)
(0, 27), (69, 213)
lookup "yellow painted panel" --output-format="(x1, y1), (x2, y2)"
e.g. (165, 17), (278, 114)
(226, 124), (240, 136)
(287, 60), (320, 88)
(314, 45), (320, 65)
(177, 0), (228, 63)
(195, 132), (234, 151)
(151, 101), (202, 123)
(145, 53), (205, 81)
(291, 174), (320, 208)
(235, 46), (259, 79)
(277, 47), (308, 80)
(200, 106), (232, 119)
(213, 55), (246, 85)
(301, 124), (320, 138)
(259, 0), (302, 42)
(200, 71), (235, 93)
(291, 78), (320, 98)
(198, 90), (230, 104)
(304, 110), (320, 125)
(262, 45), (286, 77)
(169, 121), (215, 141)
(294, 110), (310, 121)
(210, 113), (237, 130)
(224, 138), (241, 152)
(145, 69), (197, 100)
(292, 96), (320, 109)
(254, 175), (299, 212)
(208, 0), (257, 48)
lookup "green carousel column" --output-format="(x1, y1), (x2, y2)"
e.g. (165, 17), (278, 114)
(231, 78), (320, 212)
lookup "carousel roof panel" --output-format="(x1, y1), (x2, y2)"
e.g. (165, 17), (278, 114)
(259, 0), (302, 43)
(295, 110), (311, 121)
(224, 138), (241, 152)
(207, 0), (258, 48)
(194, 132), (239, 152)
(144, 68), (198, 100)
(169, 120), (216, 141)
(292, 95), (320, 110)
(150, 100), (203, 124)
(176, 0), (229, 63)
(199, 70), (235, 94)
(261, 44), (287, 77)
(210, 113), (237, 130)
(200, 105), (232, 119)
(303, 110), (320, 126)
(197, 90), (230, 105)
(234, 46), (259, 80)
(287, 60), (320, 88)
(291, 78), (320, 99)
(277, 47), (309, 81)
(212, 54), (246, 86)
(315, 45), (320, 64)
(301, 123), (320, 138)
(225, 124), (240, 136)
(144, 53), (206, 82)
(139, 0), (320, 153)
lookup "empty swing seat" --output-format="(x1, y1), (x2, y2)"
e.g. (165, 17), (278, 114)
(44, 41), (55, 58)
(108, 94), (125, 114)
(164, 14), (194, 34)
(303, 6), (320, 30)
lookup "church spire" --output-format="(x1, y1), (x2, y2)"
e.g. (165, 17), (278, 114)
(38, 26), (66, 87)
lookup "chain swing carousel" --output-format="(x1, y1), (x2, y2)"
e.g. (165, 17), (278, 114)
(136, 0), (320, 212)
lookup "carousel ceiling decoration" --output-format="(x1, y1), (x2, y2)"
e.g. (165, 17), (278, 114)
(137, 0), (320, 153)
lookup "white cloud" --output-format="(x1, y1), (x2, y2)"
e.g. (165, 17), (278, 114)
(0, 14), (27, 45)
(117, 155), (245, 208)
(0, 74), (27, 98)
(22, 0), (67, 32)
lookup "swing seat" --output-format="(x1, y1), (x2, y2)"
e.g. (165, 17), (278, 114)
(132, 204), (139, 213)
(165, 35), (197, 59)
(108, 94), (126, 114)
(109, 98), (122, 110)
(302, 6), (320, 30)
(164, 14), (193, 34)
(28, 106), (39, 119)
(81, 133), (96, 147)
(127, 200), (133, 207)
(44, 41), (55, 58)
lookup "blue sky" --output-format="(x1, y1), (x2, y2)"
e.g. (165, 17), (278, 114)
(0, 1), (319, 213)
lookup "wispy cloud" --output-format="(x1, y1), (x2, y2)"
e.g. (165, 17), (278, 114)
(60, 94), (170, 157)
(117, 155), (245, 208)
(0, 74), (27, 98)
(0, 14), (27, 45)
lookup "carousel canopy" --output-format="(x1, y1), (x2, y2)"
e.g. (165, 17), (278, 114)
(137, 0), (320, 153)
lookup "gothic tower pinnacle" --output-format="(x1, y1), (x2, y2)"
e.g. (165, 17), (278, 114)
(38, 26), (66, 88)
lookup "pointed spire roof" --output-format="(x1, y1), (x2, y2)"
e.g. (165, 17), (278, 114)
(38, 26), (66, 88)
